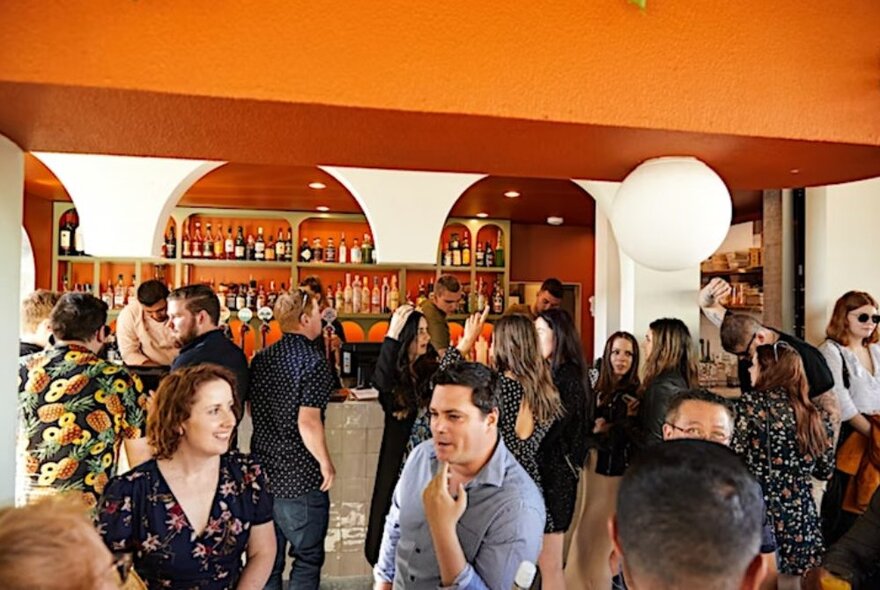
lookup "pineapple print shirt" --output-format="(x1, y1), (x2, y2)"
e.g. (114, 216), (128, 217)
(18, 344), (147, 509)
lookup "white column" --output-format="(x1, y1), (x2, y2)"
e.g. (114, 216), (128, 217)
(805, 177), (880, 344)
(321, 167), (484, 265)
(0, 136), (24, 505)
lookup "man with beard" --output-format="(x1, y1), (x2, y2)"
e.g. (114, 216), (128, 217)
(115, 279), (178, 366)
(167, 284), (249, 408)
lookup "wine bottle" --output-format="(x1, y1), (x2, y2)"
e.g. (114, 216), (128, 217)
(325, 237), (337, 263)
(351, 238), (362, 264)
(462, 231), (471, 266)
(255, 227), (266, 261)
(213, 224), (224, 259)
(371, 276), (381, 314)
(352, 274), (362, 313)
(203, 223), (214, 259)
(338, 233), (348, 264)
(343, 274), (353, 313)
(275, 228), (285, 260)
(191, 222), (203, 258)
(494, 230), (505, 267)
(225, 226), (235, 260)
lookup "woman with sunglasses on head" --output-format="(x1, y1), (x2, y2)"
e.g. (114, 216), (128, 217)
(532, 309), (591, 589)
(639, 318), (699, 447)
(732, 342), (834, 590)
(365, 304), (439, 566)
(97, 364), (276, 589)
(818, 291), (880, 544)
(564, 331), (640, 590)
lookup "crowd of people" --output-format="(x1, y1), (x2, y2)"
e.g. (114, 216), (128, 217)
(4, 274), (880, 589)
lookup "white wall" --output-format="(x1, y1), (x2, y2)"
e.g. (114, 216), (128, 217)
(0, 137), (24, 504)
(805, 177), (880, 344)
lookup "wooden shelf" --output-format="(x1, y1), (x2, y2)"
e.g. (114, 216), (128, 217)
(59, 255), (170, 264)
(727, 305), (763, 312)
(701, 267), (763, 277)
(182, 259), (292, 268)
(474, 267), (506, 273)
(297, 262), (401, 271)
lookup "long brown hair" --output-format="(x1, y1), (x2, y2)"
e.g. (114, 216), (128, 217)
(596, 331), (641, 407)
(641, 318), (699, 392)
(493, 314), (562, 425)
(754, 343), (829, 458)
(826, 290), (880, 347)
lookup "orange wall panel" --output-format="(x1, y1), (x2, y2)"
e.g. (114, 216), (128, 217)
(22, 193), (53, 290)
(510, 223), (595, 360)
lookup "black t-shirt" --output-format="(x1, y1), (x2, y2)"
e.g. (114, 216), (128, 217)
(172, 329), (250, 404)
(736, 329), (834, 399)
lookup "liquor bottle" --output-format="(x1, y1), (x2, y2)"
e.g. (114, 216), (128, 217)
(338, 233), (348, 264)
(74, 221), (85, 256)
(254, 227), (266, 261)
(275, 228), (285, 260)
(246, 280), (257, 311)
(475, 241), (485, 267)
(335, 281), (344, 312)
(361, 276), (371, 312)
(113, 274), (126, 309)
(234, 226), (246, 260)
(256, 284), (267, 309)
(325, 237), (336, 263)
(59, 213), (74, 256)
(388, 276), (400, 312)
(352, 274), (362, 313)
(492, 279), (504, 314)
(381, 276), (390, 313)
(343, 274), (353, 314)
(417, 279), (428, 307)
(462, 231), (471, 266)
(284, 229), (293, 262)
(477, 278), (487, 311)
(361, 234), (373, 265)
(312, 237), (324, 263)
(225, 284), (238, 311)
(203, 223), (215, 259)
(182, 223), (192, 258)
(494, 230), (505, 267)
(371, 276), (381, 314)
(235, 285), (247, 311)
(267, 281), (279, 308)
(451, 233), (462, 266)
(191, 222), (203, 258)
(351, 238), (362, 264)
(245, 233), (256, 261)
(442, 237), (452, 267)
(299, 238), (312, 263)
(225, 226), (235, 260)
(265, 234), (276, 261)
(485, 240), (495, 267)
(127, 275), (137, 304)
(213, 224), (224, 259)
(325, 287), (335, 310)
(165, 226), (177, 259)
(102, 280), (114, 307)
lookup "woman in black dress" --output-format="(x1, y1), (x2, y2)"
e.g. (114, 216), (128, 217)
(533, 308), (591, 586)
(565, 330), (640, 589)
(732, 342), (834, 589)
(364, 305), (438, 566)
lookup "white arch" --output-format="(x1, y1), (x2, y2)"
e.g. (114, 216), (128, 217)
(20, 227), (35, 300)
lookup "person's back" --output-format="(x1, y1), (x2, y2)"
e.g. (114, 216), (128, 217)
(612, 439), (766, 590)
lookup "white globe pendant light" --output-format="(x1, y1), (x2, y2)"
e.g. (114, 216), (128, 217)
(610, 157), (732, 271)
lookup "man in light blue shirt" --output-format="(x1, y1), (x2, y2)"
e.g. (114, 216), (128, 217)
(374, 362), (545, 589)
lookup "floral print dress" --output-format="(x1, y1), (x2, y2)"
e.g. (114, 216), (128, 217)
(732, 387), (835, 575)
(97, 452), (273, 589)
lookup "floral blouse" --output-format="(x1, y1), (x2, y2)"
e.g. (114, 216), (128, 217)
(97, 452), (273, 589)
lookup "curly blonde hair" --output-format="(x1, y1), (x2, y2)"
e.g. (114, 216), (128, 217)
(148, 364), (240, 459)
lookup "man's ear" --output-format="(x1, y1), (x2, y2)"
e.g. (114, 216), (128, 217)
(740, 553), (768, 590)
(485, 408), (499, 429)
(661, 423), (673, 440)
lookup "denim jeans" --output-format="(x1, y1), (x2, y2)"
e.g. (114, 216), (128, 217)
(264, 489), (330, 590)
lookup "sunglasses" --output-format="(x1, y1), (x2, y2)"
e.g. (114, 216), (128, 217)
(733, 332), (757, 359)
(851, 312), (880, 324)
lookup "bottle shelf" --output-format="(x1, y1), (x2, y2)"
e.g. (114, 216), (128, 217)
(59, 255), (169, 264)
(701, 267), (763, 278)
(297, 262), (401, 271)
(182, 259), (292, 268)
(439, 265), (505, 273)
(727, 305), (764, 312)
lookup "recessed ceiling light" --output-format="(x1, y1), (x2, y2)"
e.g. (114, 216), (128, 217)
(309, 182), (327, 190)
(503, 190), (520, 198)
(547, 216), (564, 226)
(316, 206), (330, 212)
(790, 168), (800, 174)
(476, 212), (489, 218)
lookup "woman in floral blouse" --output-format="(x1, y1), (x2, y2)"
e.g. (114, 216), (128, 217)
(97, 364), (275, 589)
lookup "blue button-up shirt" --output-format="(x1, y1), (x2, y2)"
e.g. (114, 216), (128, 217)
(374, 437), (545, 589)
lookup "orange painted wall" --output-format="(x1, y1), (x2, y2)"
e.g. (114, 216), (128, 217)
(0, 2), (877, 147)
(22, 193), (52, 290)
(510, 223), (595, 360)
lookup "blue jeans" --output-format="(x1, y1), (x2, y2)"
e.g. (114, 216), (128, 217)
(264, 489), (329, 590)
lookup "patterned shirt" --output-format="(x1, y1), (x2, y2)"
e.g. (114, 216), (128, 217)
(17, 344), (146, 509)
(97, 452), (273, 590)
(249, 333), (333, 498)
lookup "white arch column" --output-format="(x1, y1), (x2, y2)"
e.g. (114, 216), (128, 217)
(0, 135), (24, 504)
(321, 167), (485, 265)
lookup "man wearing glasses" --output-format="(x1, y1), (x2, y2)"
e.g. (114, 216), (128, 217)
(661, 389), (779, 590)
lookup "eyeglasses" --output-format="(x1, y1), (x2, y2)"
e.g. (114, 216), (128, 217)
(110, 552), (133, 584)
(733, 332), (757, 359)
(850, 312), (880, 324)
(665, 422), (731, 444)
(771, 340), (793, 361)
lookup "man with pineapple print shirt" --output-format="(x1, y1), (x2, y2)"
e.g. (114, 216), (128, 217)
(17, 293), (152, 510)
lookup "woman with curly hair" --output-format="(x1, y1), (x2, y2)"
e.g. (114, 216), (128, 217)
(96, 364), (275, 589)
